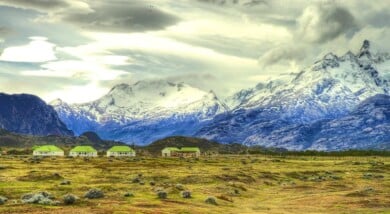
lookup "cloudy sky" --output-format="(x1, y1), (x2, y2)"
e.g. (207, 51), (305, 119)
(0, 0), (389, 103)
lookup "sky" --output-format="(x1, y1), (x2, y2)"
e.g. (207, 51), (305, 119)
(0, 0), (389, 103)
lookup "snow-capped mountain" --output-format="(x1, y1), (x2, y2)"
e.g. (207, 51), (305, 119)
(52, 80), (228, 144)
(225, 40), (389, 122)
(244, 94), (390, 151)
(52, 40), (389, 150)
(0, 93), (73, 136)
(198, 40), (390, 149)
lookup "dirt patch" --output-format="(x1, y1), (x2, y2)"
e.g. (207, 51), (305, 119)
(17, 171), (63, 181)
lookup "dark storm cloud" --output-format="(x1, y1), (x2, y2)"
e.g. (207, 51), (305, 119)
(0, 0), (70, 11)
(61, 1), (180, 32)
(196, 0), (267, 6)
(0, 0), (180, 33)
(197, 0), (238, 5)
(298, 4), (358, 43)
(0, 26), (11, 35)
(365, 9), (390, 28)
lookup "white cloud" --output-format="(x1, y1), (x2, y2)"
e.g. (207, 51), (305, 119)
(0, 37), (57, 63)
(44, 82), (109, 104)
(0, 0), (389, 103)
(21, 60), (127, 81)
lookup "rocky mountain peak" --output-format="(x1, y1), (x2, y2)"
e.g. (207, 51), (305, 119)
(358, 39), (372, 58)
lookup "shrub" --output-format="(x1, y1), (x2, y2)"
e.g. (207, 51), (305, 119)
(181, 191), (191, 198)
(52, 173), (62, 179)
(63, 194), (77, 205)
(60, 180), (71, 185)
(149, 181), (156, 186)
(205, 196), (217, 205)
(157, 191), (167, 199)
(0, 196), (8, 205)
(175, 184), (184, 191)
(124, 192), (134, 197)
(84, 189), (104, 199)
(21, 192), (57, 205)
(132, 177), (141, 183)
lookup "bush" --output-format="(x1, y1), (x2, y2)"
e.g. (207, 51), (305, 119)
(149, 181), (156, 186)
(21, 192), (58, 205)
(63, 194), (77, 205)
(175, 184), (184, 191)
(124, 192), (134, 197)
(157, 191), (167, 199)
(60, 180), (71, 185)
(181, 191), (191, 198)
(84, 189), (104, 199)
(205, 196), (217, 205)
(0, 196), (8, 205)
(132, 177), (141, 183)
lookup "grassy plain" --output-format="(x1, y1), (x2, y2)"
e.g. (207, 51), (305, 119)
(0, 155), (389, 214)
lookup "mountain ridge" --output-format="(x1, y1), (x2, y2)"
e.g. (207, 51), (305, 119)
(0, 93), (73, 137)
(50, 40), (390, 150)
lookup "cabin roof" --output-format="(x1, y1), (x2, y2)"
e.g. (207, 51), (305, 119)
(33, 145), (63, 152)
(70, 146), (97, 152)
(108, 146), (134, 152)
(180, 147), (200, 152)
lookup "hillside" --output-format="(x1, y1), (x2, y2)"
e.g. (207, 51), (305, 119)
(0, 129), (125, 151)
(144, 136), (252, 155)
(0, 93), (73, 136)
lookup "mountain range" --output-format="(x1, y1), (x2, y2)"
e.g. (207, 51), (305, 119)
(51, 81), (228, 144)
(0, 93), (73, 136)
(0, 40), (389, 150)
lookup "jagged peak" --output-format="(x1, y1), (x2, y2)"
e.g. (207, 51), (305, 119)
(108, 83), (130, 93)
(340, 51), (356, 62)
(323, 52), (338, 61)
(49, 98), (65, 106)
(358, 39), (372, 58)
(360, 40), (370, 52)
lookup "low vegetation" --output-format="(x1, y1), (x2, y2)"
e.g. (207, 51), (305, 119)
(0, 155), (388, 213)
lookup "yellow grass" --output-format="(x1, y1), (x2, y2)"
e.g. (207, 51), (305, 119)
(0, 155), (389, 213)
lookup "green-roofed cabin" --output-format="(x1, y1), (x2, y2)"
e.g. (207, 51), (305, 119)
(162, 147), (200, 158)
(33, 145), (64, 156)
(69, 146), (98, 157)
(107, 146), (136, 157)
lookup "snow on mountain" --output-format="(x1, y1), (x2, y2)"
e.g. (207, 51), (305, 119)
(225, 40), (390, 122)
(52, 80), (228, 144)
(198, 40), (390, 150)
(243, 94), (390, 151)
(52, 40), (389, 150)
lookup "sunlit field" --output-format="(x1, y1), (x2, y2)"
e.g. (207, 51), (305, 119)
(0, 155), (389, 214)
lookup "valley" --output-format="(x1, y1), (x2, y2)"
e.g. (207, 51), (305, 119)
(0, 155), (388, 213)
